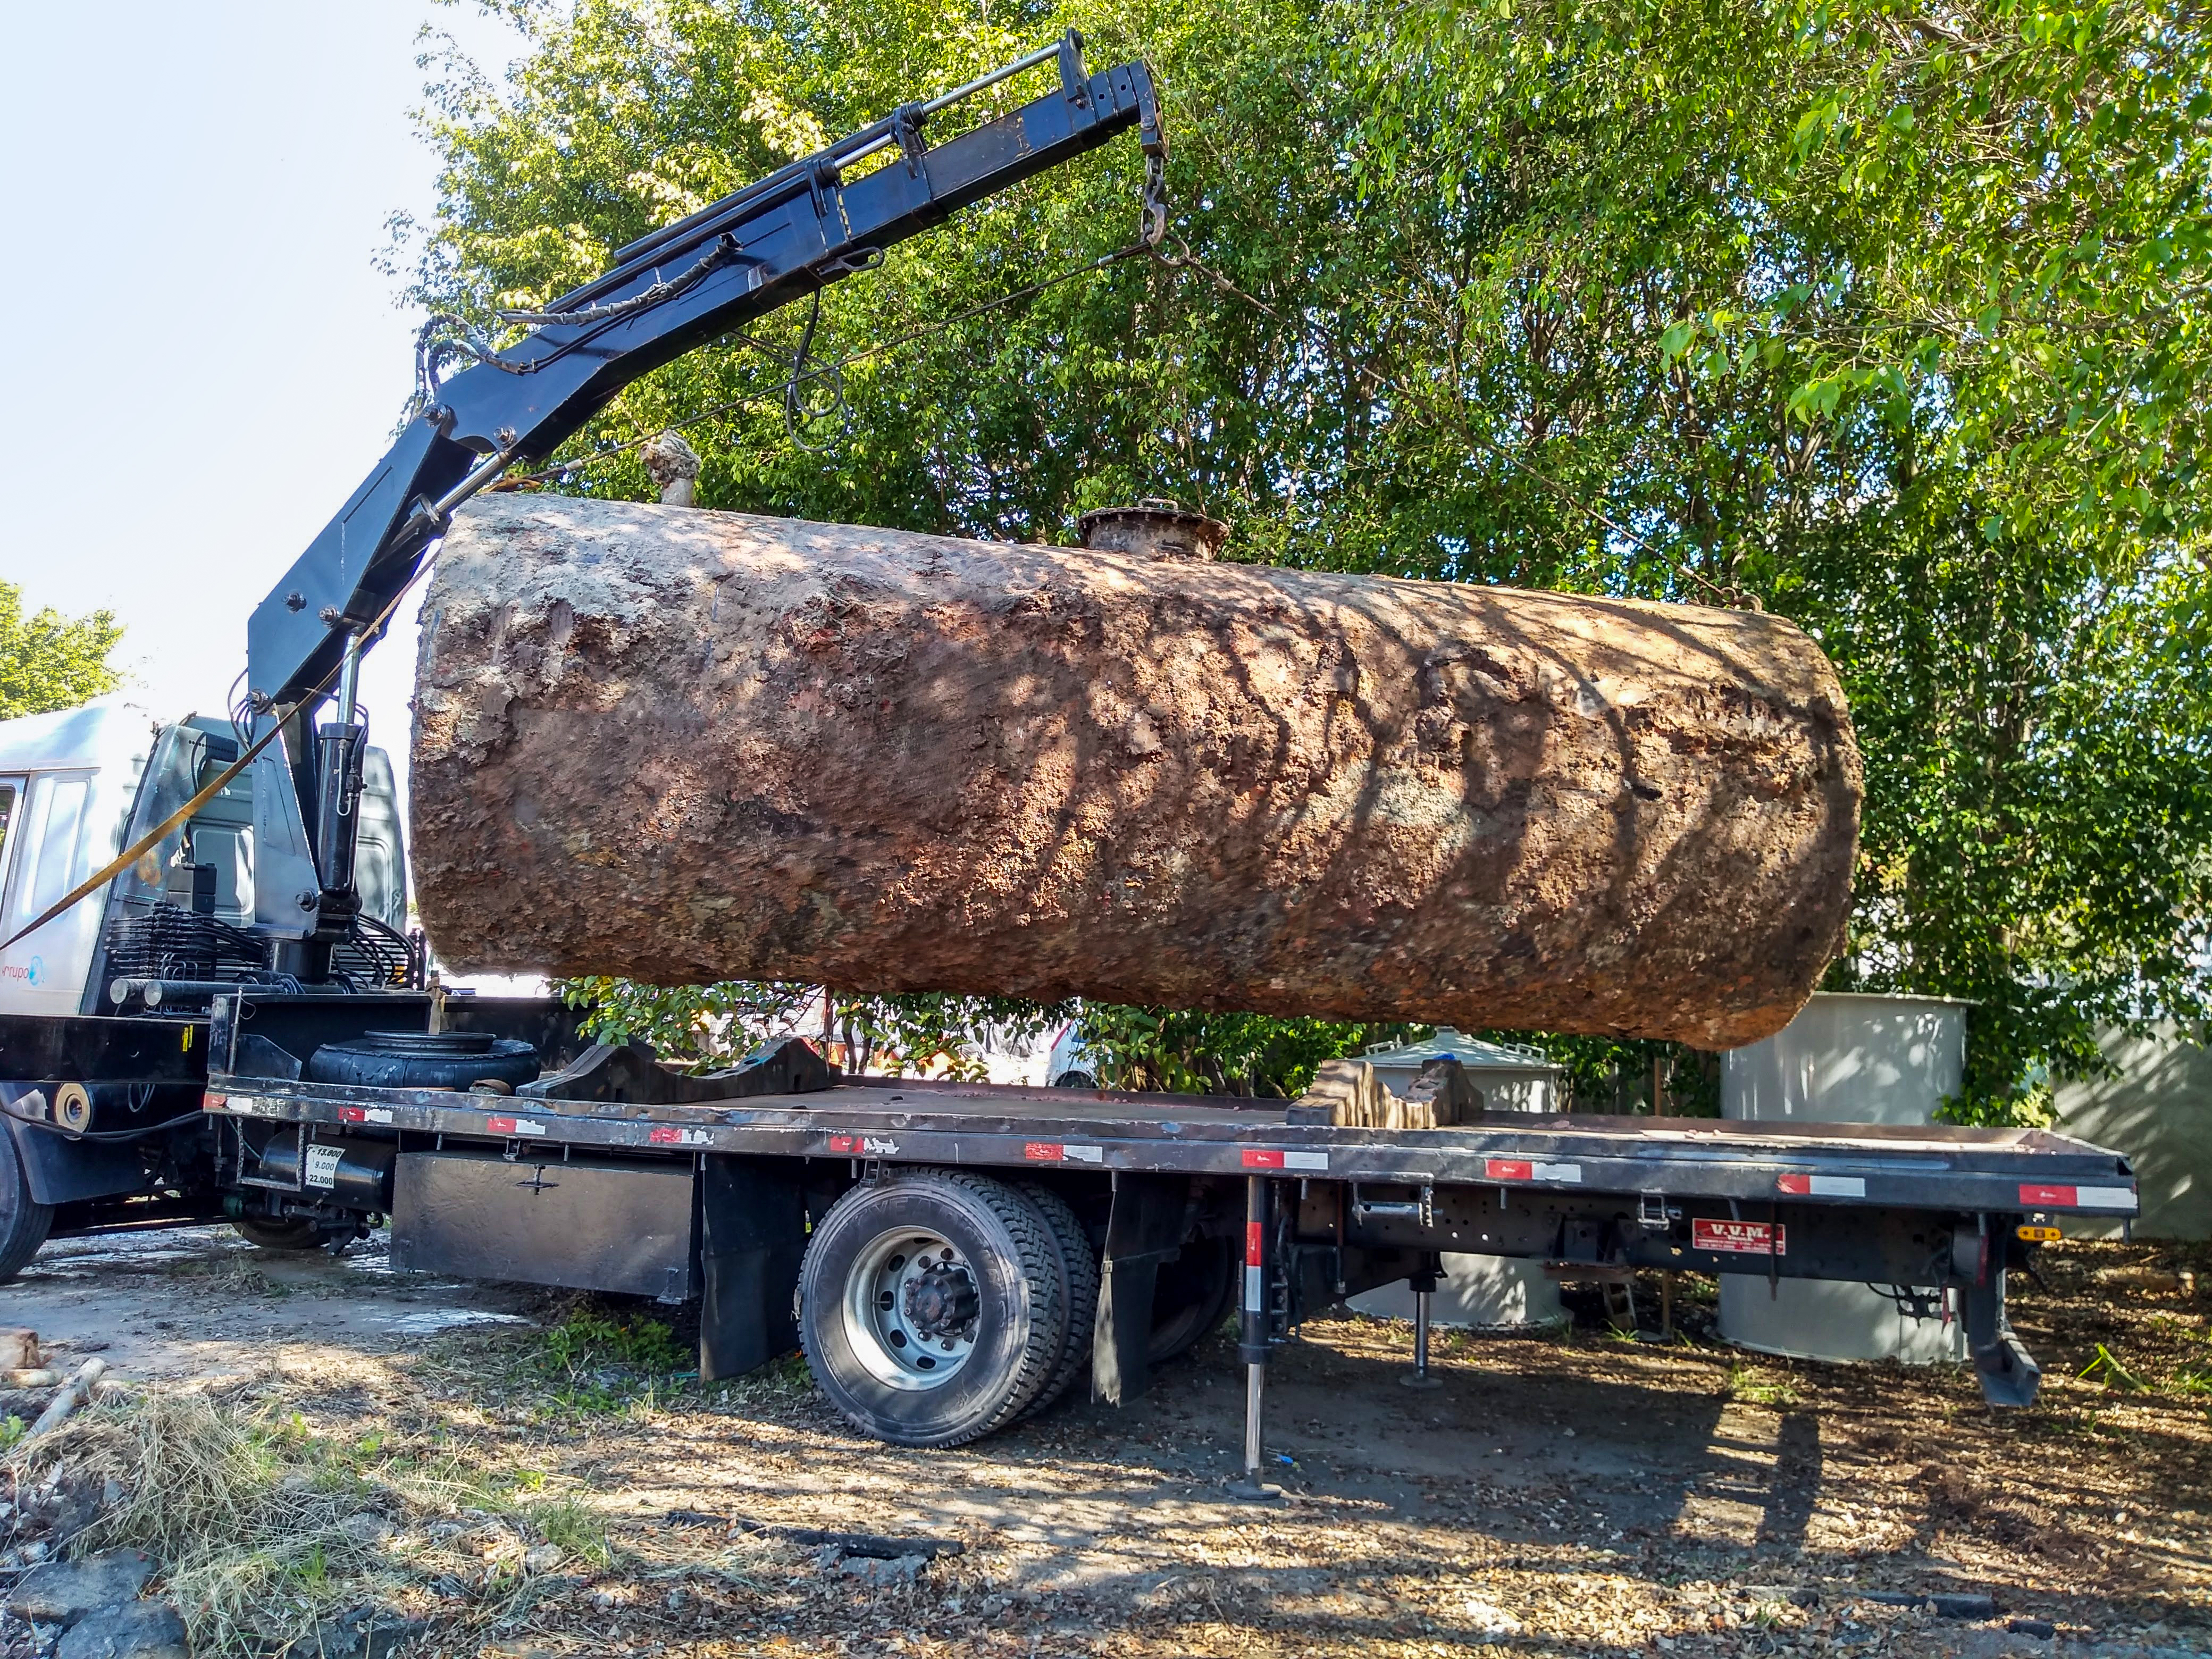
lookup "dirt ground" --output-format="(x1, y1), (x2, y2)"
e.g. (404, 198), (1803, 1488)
(1, 1227), (2207, 1658)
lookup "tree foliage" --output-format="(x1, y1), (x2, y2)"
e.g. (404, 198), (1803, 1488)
(0, 582), (123, 720)
(406, 0), (2212, 1118)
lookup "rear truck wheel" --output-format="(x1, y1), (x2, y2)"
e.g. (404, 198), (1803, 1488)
(1016, 1183), (1101, 1418)
(798, 1169), (1067, 1448)
(232, 1217), (326, 1251)
(1147, 1233), (1235, 1365)
(0, 1126), (55, 1283)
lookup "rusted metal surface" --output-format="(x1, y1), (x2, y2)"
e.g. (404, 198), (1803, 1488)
(410, 497), (1860, 1048)
(1076, 499), (1229, 560)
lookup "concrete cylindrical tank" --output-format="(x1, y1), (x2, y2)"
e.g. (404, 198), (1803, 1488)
(1719, 991), (1970, 1364)
(1348, 1029), (1568, 1329)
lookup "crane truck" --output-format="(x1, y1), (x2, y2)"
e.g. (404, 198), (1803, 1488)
(0, 38), (2139, 1471)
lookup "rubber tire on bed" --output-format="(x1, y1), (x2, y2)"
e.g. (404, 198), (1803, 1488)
(232, 1217), (326, 1251)
(799, 1169), (1068, 1448)
(0, 1126), (55, 1283)
(1015, 1183), (1101, 1418)
(1146, 1233), (1236, 1365)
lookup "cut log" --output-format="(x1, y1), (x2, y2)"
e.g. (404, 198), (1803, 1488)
(410, 497), (1859, 1049)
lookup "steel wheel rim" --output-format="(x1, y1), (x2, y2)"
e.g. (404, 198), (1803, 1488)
(841, 1226), (981, 1392)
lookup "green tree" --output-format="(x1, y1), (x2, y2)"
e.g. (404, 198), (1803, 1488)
(0, 581), (123, 719)
(561, 975), (1069, 1080)
(407, 0), (2212, 1118)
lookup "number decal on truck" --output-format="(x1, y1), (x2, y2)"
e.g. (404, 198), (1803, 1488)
(304, 1144), (343, 1191)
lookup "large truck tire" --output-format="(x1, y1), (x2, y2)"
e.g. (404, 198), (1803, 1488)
(798, 1169), (1068, 1448)
(1015, 1183), (1100, 1418)
(232, 1217), (326, 1251)
(0, 1127), (55, 1283)
(1147, 1234), (1235, 1365)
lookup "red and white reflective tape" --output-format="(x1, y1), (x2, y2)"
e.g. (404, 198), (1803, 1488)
(1244, 1220), (1265, 1312)
(338, 1105), (395, 1126)
(1023, 1142), (1105, 1164)
(828, 1133), (900, 1157)
(1241, 1148), (1328, 1172)
(201, 1092), (228, 1113)
(1693, 1217), (1786, 1256)
(2019, 1182), (2134, 1210)
(485, 1115), (547, 1137)
(1776, 1172), (1864, 1197)
(648, 1126), (709, 1147)
(1486, 1157), (1581, 1184)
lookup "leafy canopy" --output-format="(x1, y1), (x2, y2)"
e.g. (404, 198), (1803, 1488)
(0, 582), (123, 720)
(406, 0), (2212, 1117)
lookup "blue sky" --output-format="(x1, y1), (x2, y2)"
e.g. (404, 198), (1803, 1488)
(0, 1), (524, 769)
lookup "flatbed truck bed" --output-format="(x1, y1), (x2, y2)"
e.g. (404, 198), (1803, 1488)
(110, 988), (2125, 1465)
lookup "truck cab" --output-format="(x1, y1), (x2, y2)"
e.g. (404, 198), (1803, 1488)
(0, 702), (409, 1020)
(0, 701), (412, 1275)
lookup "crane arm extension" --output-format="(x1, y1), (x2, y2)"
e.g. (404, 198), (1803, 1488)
(246, 33), (1163, 718)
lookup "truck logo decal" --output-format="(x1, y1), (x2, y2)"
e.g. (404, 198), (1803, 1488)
(1693, 1218), (1786, 1255)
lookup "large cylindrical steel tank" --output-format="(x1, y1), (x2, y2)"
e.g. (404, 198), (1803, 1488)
(411, 496), (1861, 1045)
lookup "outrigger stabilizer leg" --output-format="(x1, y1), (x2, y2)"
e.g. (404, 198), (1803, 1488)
(1227, 1174), (1284, 1501)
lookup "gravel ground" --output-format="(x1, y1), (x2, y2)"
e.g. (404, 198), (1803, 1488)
(3, 1234), (2207, 1657)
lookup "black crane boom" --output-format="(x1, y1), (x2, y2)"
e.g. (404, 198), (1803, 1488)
(237, 34), (1162, 974)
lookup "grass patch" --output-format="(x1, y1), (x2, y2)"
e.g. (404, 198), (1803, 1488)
(2, 1386), (623, 1656)
(529, 1307), (694, 1417)
(528, 1495), (614, 1568)
(1726, 1361), (1802, 1407)
(2079, 1344), (2149, 1392)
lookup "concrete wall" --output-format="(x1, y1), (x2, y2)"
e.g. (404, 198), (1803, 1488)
(2052, 1023), (2212, 1241)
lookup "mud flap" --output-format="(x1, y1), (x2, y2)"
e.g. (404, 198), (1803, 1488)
(3, 1092), (143, 1205)
(1091, 1172), (1189, 1406)
(697, 1155), (807, 1382)
(1964, 1271), (2041, 1407)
